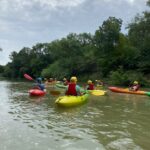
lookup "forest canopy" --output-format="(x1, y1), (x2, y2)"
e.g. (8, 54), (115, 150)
(1, 0), (150, 86)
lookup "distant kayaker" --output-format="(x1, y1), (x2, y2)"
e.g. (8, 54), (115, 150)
(95, 80), (104, 87)
(48, 78), (53, 83)
(34, 77), (45, 91)
(86, 80), (94, 90)
(129, 81), (140, 91)
(63, 77), (69, 85)
(65, 76), (82, 96)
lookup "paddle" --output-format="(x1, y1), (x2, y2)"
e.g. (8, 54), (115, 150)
(24, 73), (34, 81)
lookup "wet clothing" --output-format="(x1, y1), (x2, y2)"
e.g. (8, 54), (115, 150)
(65, 83), (81, 96)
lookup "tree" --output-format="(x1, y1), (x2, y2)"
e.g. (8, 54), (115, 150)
(147, 0), (150, 6)
(94, 17), (123, 76)
(127, 1), (150, 73)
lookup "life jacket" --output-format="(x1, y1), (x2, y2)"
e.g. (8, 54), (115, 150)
(66, 83), (77, 96)
(87, 83), (94, 90)
(132, 84), (140, 91)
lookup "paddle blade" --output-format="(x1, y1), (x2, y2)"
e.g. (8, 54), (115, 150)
(24, 74), (33, 81)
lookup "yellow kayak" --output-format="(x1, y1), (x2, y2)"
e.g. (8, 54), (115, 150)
(55, 94), (89, 107)
(88, 90), (106, 96)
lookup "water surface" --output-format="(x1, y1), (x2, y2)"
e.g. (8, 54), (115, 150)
(0, 81), (150, 150)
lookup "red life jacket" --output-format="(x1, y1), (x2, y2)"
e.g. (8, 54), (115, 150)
(87, 83), (94, 90)
(66, 83), (77, 96)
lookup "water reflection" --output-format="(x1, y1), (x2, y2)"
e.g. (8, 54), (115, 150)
(1, 81), (150, 150)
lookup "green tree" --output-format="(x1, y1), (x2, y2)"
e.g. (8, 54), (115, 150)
(94, 17), (123, 76)
(127, 1), (150, 73)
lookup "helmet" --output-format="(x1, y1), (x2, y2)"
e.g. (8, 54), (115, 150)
(37, 77), (42, 81)
(88, 80), (92, 84)
(70, 76), (77, 82)
(133, 81), (138, 84)
(36, 77), (42, 83)
(63, 78), (67, 81)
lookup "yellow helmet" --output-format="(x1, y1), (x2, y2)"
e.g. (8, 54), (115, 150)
(70, 76), (77, 82)
(133, 81), (138, 84)
(88, 80), (92, 84)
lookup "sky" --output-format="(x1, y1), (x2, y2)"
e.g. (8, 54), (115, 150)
(0, 0), (148, 65)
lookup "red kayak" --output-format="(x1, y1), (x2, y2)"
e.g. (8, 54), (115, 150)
(108, 87), (146, 95)
(29, 89), (46, 96)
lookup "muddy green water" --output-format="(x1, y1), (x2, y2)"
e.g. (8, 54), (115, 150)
(0, 81), (150, 150)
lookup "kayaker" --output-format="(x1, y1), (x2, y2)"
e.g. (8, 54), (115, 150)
(48, 78), (53, 83)
(34, 77), (45, 91)
(86, 80), (94, 90)
(95, 80), (104, 87)
(63, 77), (69, 85)
(65, 76), (82, 96)
(129, 81), (140, 91)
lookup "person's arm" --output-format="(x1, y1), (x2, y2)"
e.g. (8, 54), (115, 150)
(76, 85), (83, 95)
(65, 85), (69, 95)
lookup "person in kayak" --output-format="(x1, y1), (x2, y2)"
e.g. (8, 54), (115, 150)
(86, 80), (94, 90)
(95, 80), (104, 87)
(65, 76), (82, 96)
(129, 81), (140, 91)
(34, 77), (45, 91)
(63, 77), (69, 85)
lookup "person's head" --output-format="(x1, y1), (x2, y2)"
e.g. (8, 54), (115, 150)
(49, 78), (53, 81)
(36, 77), (42, 84)
(70, 76), (77, 83)
(88, 80), (92, 84)
(63, 78), (67, 81)
(133, 81), (138, 85)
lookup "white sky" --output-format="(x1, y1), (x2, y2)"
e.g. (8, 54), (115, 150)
(0, 0), (148, 65)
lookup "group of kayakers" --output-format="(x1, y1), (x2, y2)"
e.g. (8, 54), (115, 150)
(33, 76), (140, 96)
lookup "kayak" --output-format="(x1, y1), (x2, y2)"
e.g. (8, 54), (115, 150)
(88, 90), (106, 96)
(108, 87), (146, 95)
(55, 94), (89, 107)
(55, 83), (67, 89)
(29, 89), (46, 96)
(146, 92), (150, 96)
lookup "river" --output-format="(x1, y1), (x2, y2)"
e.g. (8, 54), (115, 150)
(0, 80), (150, 150)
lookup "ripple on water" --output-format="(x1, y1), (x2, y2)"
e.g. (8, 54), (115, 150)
(106, 138), (143, 150)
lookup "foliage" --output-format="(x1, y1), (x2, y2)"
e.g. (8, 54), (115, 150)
(1, 1), (150, 86)
(109, 67), (147, 86)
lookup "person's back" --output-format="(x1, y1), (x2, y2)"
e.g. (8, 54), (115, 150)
(35, 77), (45, 91)
(65, 76), (81, 96)
(38, 83), (45, 91)
(129, 81), (140, 91)
(87, 80), (94, 90)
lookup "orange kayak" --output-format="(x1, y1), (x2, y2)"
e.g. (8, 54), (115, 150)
(108, 87), (146, 95)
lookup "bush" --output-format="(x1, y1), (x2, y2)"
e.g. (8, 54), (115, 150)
(108, 67), (147, 86)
